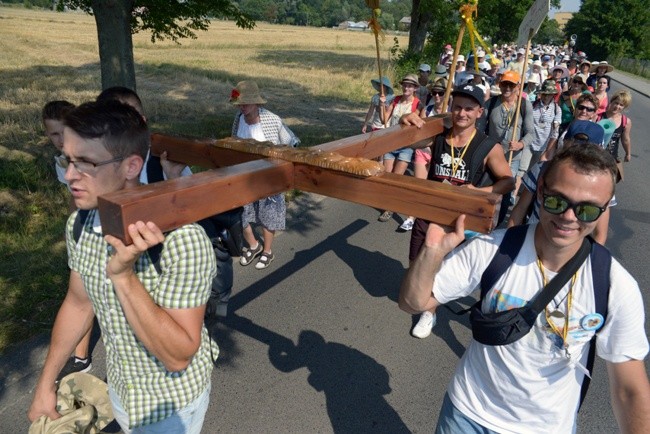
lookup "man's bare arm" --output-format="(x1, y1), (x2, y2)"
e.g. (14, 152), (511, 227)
(399, 216), (466, 314)
(28, 271), (94, 422)
(607, 359), (650, 433)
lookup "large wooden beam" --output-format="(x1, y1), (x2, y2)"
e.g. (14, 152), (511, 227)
(293, 165), (499, 233)
(149, 115), (449, 167)
(98, 159), (293, 244)
(98, 160), (499, 243)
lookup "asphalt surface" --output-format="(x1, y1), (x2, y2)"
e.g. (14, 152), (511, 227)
(1, 70), (649, 433)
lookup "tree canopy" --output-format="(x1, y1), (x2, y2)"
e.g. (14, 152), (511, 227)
(564, 0), (650, 60)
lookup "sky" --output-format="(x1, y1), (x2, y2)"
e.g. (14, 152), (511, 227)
(559, 0), (580, 12)
(548, 0), (580, 18)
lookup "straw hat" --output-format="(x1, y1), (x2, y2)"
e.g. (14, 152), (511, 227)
(590, 61), (614, 73)
(229, 80), (267, 105)
(427, 78), (448, 92)
(551, 64), (570, 79)
(400, 74), (419, 87)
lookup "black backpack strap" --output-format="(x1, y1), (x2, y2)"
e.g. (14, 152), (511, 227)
(480, 225), (529, 299)
(146, 154), (165, 184)
(485, 96), (499, 135)
(73, 209), (90, 243)
(444, 225), (529, 316)
(579, 240), (611, 410)
(469, 134), (498, 187)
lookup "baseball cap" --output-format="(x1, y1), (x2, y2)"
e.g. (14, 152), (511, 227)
(501, 70), (521, 84)
(517, 48), (526, 55)
(565, 120), (605, 144)
(419, 63), (432, 73)
(451, 83), (485, 107)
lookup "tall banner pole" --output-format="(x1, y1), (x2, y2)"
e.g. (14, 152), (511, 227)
(442, 22), (466, 114)
(366, 1), (388, 127)
(508, 32), (532, 165)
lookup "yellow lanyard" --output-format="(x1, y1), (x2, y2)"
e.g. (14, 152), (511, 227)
(537, 258), (576, 350)
(449, 129), (476, 179)
(502, 102), (514, 129)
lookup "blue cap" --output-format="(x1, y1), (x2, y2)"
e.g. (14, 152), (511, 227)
(565, 120), (605, 145)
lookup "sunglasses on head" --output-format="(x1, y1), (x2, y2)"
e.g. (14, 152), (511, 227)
(576, 104), (596, 113)
(542, 192), (608, 222)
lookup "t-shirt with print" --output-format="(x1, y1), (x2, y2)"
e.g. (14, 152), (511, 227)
(433, 225), (648, 433)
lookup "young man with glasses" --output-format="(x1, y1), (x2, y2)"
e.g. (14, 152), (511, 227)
(399, 143), (650, 433)
(28, 100), (217, 434)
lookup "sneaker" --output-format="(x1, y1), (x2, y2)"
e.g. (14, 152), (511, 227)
(399, 217), (415, 231)
(378, 211), (393, 222)
(255, 251), (274, 269)
(56, 356), (92, 382)
(411, 312), (437, 339)
(240, 242), (263, 266)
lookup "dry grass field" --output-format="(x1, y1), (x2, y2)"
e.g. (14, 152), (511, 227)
(0, 6), (408, 353)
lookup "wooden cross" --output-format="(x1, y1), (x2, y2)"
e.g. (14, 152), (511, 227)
(98, 115), (502, 243)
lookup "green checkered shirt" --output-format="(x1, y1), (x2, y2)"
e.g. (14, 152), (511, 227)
(66, 209), (218, 428)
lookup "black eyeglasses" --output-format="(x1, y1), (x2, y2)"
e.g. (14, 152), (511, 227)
(576, 104), (596, 113)
(55, 154), (125, 176)
(542, 193), (608, 222)
(431, 91), (445, 96)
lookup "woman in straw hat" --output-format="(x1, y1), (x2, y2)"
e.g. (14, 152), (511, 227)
(377, 73), (424, 224)
(362, 76), (394, 133)
(230, 80), (300, 270)
(587, 60), (614, 89)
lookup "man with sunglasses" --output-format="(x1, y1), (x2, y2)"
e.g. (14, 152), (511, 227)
(509, 120), (612, 244)
(28, 100), (217, 433)
(399, 143), (650, 433)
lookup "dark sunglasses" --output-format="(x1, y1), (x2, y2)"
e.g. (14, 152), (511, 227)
(576, 104), (596, 113)
(542, 193), (608, 222)
(431, 91), (445, 96)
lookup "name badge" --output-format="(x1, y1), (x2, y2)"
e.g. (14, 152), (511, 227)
(580, 313), (604, 331)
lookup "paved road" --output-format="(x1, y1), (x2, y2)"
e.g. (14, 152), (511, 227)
(2, 71), (649, 433)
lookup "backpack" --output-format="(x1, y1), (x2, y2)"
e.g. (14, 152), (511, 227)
(484, 96), (528, 137)
(447, 225), (611, 409)
(392, 95), (420, 113)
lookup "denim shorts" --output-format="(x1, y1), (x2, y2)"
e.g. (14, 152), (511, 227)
(109, 383), (211, 434)
(435, 393), (498, 434)
(383, 147), (414, 162)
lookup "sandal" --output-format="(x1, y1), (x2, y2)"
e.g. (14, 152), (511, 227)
(239, 243), (263, 266)
(255, 251), (275, 269)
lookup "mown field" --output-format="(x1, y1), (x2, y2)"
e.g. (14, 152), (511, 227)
(0, 6), (407, 353)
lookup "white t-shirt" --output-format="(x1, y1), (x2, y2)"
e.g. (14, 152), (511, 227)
(237, 114), (266, 141)
(55, 155), (70, 190)
(433, 225), (648, 433)
(139, 150), (192, 185)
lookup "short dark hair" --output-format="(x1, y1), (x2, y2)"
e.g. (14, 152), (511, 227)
(64, 100), (149, 160)
(576, 93), (598, 109)
(96, 86), (145, 117)
(543, 143), (617, 195)
(42, 100), (75, 121)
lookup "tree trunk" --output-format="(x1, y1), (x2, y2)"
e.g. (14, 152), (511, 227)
(408, 0), (433, 53)
(91, 0), (136, 91)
